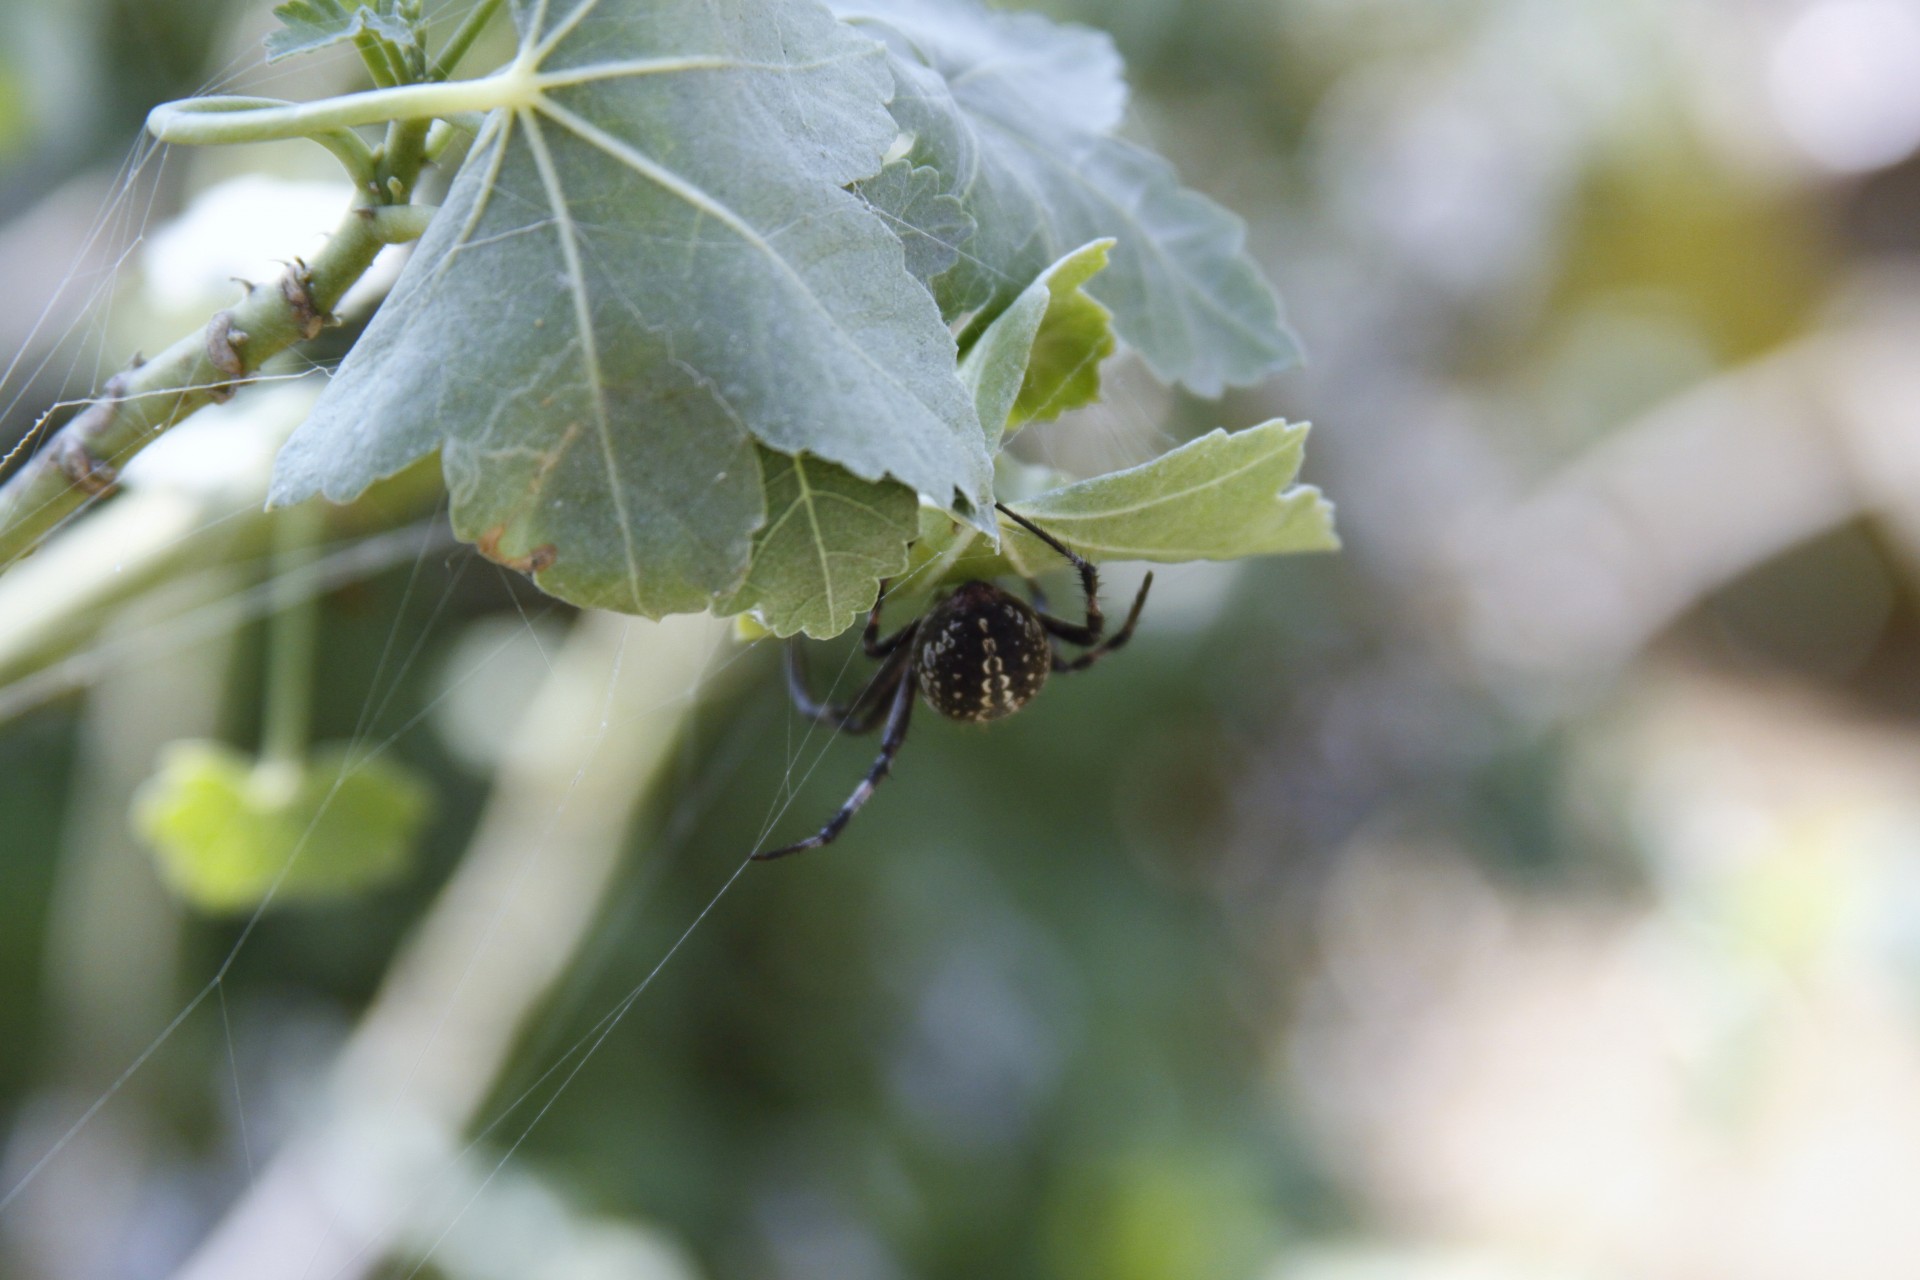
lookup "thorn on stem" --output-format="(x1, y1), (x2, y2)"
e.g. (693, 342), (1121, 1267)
(50, 438), (118, 497)
(205, 311), (249, 402)
(281, 266), (329, 340)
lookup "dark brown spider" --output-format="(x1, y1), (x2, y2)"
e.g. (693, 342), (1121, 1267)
(755, 503), (1153, 860)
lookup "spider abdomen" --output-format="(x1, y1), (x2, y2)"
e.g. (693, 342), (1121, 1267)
(913, 580), (1051, 723)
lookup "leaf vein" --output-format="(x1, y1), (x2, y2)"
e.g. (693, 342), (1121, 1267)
(520, 107), (644, 608)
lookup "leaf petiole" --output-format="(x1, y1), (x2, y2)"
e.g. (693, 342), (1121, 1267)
(147, 68), (532, 149)
(430, 0), (506, 81)
(423, 114), (482, 163)
(351, 27), (402, 88)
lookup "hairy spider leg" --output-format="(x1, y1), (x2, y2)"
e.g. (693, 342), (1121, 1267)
(1052, 572), (1152, 673)
(755, 661), (918, 860)
(786, 628), (918, 734)
(995, 502), (1152, 666)
(995, 503), (1104, 645)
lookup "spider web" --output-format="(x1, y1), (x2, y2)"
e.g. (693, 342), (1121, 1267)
(0, 14), (966, 1280)
(0, 1), (1163, 1272)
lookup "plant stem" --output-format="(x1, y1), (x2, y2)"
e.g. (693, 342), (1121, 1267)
(0, 202), (431, 572)
(380, 119), (433, 202)
(146, 74), (526, 147)
(123, 96), (386, 185)
(261, 503), (322, 770)
(431, 0), (507, 81)
(351, 30), (401, 88)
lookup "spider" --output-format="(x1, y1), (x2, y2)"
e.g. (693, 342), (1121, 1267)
(756, 503), (1153, 860)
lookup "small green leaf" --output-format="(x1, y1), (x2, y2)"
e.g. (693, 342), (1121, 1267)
(267, 0), (420, 62)
(720, 448), (919, 638)
(958, 289), (1047, 453)
(855, 160), (975, 285)
(934, 421), (1337, 582)
(133, 741), (431, 913)
(958, 240), (1114, 449)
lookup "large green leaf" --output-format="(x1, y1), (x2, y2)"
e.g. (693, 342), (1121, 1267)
(271, 0), (992, 616)
(134, 742), (431, 914)
(924, 421), (1337, 583)
(720, 447), (917, 639)
(834, 0), (1299, 396)
(838, 0), (1128, 137)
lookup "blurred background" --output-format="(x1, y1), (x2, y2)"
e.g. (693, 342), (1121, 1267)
(7, 0), (1920, 1277)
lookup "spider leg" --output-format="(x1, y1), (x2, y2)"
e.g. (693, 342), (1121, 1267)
(996, 502), (1103, 645)
(1052, 572), (1153, 674)
(786, 630), (916, 734)
(755, 660), (918, 860)
(864, 580), (916, 658)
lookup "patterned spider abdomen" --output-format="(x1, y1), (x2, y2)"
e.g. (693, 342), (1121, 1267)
(913, 580), (1051, 722)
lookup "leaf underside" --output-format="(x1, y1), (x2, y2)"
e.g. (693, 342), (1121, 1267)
(855, 160), (975, 285)
(720, 447), (918, 638)
(927, 420), (1338, 585)
(268, 0), (420, 61)
(265, 0), (1321, 637)
(272, 0), (992, 617)
(959, 239), (1115, 453)
(833, 0), (1300, 396)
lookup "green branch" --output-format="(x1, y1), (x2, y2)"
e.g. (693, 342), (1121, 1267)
(0, 203), (432, 570)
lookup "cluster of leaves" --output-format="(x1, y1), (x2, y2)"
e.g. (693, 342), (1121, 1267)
(268, 0), (1334, 638)
(269, 0), (430, 82)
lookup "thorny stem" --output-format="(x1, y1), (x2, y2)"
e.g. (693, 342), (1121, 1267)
(0, 5), (515, 573)
(0, 201), (431, 571)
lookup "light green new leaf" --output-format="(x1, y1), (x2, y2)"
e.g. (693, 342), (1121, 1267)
(958, 289), (1045, 453)
(834, 0), (1298, 396)
(720, 448), (917, 639)
(134, 741), (431, 914)
(855, 160), (975, 285)
(267, 0), (420, 62)
(932, 421), (1337, 582)
(1013, 239), (1115, 431)
(272, 0), (992, 617)
(1014, 421), (1336, 558)
(959, 239), (1115, 450)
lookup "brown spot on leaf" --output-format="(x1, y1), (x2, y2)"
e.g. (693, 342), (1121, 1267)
(475, 525), (558, 576)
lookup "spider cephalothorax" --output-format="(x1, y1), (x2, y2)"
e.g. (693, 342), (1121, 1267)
(756, 504), (1152, 860)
